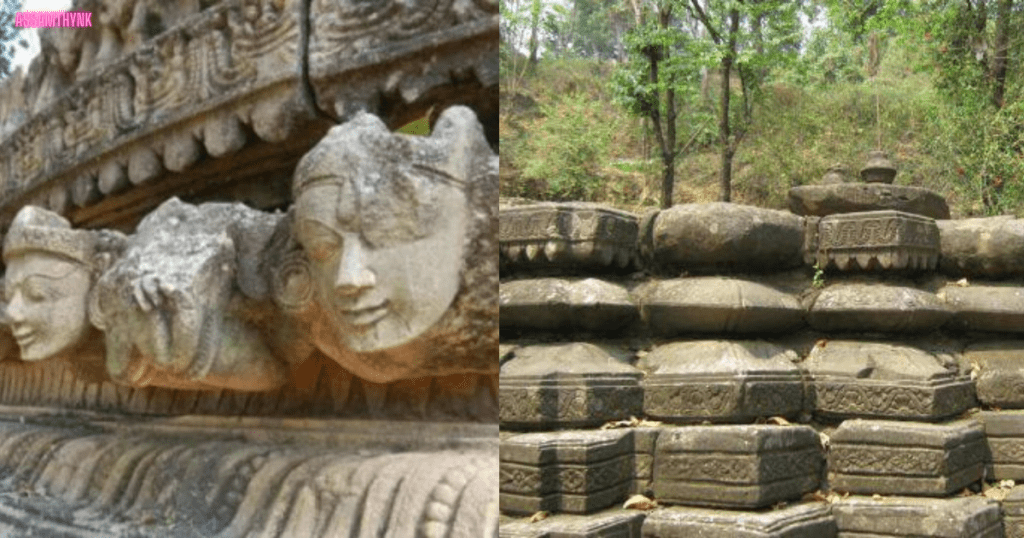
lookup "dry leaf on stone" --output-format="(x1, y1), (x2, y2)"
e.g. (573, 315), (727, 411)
(623, 494), (658, 510)
(1001, 479), (1016, 488)
(818, 432), (831, 452)
(956, 278), (969, 287)
(766, 416), (792, 426)
(872, 494), (882, 500)
(529, 511), (549, 523)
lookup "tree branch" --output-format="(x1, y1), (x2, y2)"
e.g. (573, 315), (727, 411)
(687, 0), (722, 44)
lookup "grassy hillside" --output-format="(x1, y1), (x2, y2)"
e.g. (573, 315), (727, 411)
(500, 53), (1021, 218)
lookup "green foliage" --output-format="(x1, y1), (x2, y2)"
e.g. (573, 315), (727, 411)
(516, 92), (614, 201)
(0, 0), (25, 79)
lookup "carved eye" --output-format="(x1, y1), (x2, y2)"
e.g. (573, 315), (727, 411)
(308, 238), (339, 262)
(299, 220), (342, 262)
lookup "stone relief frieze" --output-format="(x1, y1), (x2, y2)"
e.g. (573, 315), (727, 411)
(0, 106), (497, 395)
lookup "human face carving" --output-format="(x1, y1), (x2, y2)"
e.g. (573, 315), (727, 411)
(295, 178), (467, 353)
(3, 252), (92, 361)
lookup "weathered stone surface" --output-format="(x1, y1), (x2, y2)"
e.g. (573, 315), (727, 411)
(499, 203), (639, 274)
(650, 203), (804, 273)
(832, 496), (1002, 537)
(803, 340), (974, 421)
(639, 340), (804, 422)
(500, 278), (638, 333)
(808, 284), (951, 333)
(500, 343), (643, 430)
(1004, 485), (1024, 538)
(632, 427), (661, 496)
(0, 416), (498, 538)
(815, 211), (939, 271)
(963, 342), (1024, 408)
(939, 216), (1024, 278)
(828, 419), (986, 496)
(976, 411), (1024, 480)
(652, 425), (822, 509)
(942, 285), (1024, 333)
(499, 509), (645, 538)
(639, 278), (805, 336)
(285, 106), (499, 383)
(788, 183), (950, 219)
(500, 429), (633, 516)
(642, 502), (836, 538)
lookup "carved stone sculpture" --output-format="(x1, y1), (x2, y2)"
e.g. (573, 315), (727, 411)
(280, 105), (497, 383)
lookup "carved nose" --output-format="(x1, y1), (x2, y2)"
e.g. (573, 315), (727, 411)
(334, 239), (376, 294)
(4, 293), (25, 325)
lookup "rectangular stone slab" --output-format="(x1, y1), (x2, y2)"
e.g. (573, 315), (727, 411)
(815, 210), (939, 272)
(501, 430), (633, 516)
(641, 502), (836, 538)
(1004, 486), (1024, 538)
(977, 411), (1024, 480)
(829, 419), (986, 496)
(652, 425), (822, 509)
(831, 496), (1002, 537)
(499, 510), (645, 538)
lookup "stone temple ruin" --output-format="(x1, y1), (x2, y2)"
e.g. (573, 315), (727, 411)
(0, 0), (497, 535)
(498, 154), (1024, 537)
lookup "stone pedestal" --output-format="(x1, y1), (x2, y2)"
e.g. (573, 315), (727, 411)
(1004, 486), (1024, 538)
(788, 183), (949, 219)
(828, 419), (986, 496)
(641, 503), (836, 538)
(640, 278), (805, 336)
(499, 343), (643, 430)
(500, 278), (638, 334)
(803, 340), (974, 421)
(500, 203), (638, 273)
(807, 284), (950, 333)
(977, 411), (1024, 481)
(652, 425), (822, 509)
(500, 429), (633, 516)
(832, 496), (1002, 537)
(815, 210), (939, 272)
(499, 509), (645, 538)
(639, 341), (804, 423)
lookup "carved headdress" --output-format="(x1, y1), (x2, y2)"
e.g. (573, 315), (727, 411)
(3, 206), (95, 268)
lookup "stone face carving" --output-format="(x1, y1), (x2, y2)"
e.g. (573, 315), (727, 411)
(815, 210), (939, 271)
(283, 106), (497, 383)
(1, 107), (497, 396)
(499, 203), (638, 273)
(2, 207), (125, 363)
(828, 419), (986, 496)
(652, 425), (823, 509)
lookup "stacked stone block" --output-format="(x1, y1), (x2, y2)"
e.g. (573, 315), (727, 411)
(500, 179), (1024, 535)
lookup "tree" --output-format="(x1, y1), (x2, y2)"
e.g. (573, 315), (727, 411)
(0, 0), (25, 79)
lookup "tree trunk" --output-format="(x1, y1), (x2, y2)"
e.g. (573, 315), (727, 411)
(991, 0), (1011, 108)
(718, 7), (740, 202)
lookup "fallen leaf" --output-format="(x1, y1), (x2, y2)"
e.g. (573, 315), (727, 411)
(529, 511), (549, 523)
(623, 494), (658, 510)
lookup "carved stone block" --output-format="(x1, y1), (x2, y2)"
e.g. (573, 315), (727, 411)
(832, 496), (1003, 537)
(963, 342), (1024, 408)
(499, 509), (645, 538)
(499, 343), (643, 430)
(828, 418), (986, 496)
(652, 425), (822, 509)
(788, 183), (950, 219)
(976, 411), (1024, 480)
(499, 203), (639, 274)
(1003, 486), (1024, 538)
(641, 502), (837, 538)
(632, 427), (661, 496)
(500, 430), (633, 516)
(500, 278), (638, 334)
(943, 286), (1024, 333)
(816, 210), (939, 271)
(650, 203), (804, 274)
(939, 216), (1024, 278)
(803, 340), (974, 421)
(639, 278), (805, 336)
(639, 341), (804, 422)
(808, 284), (951, 333)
